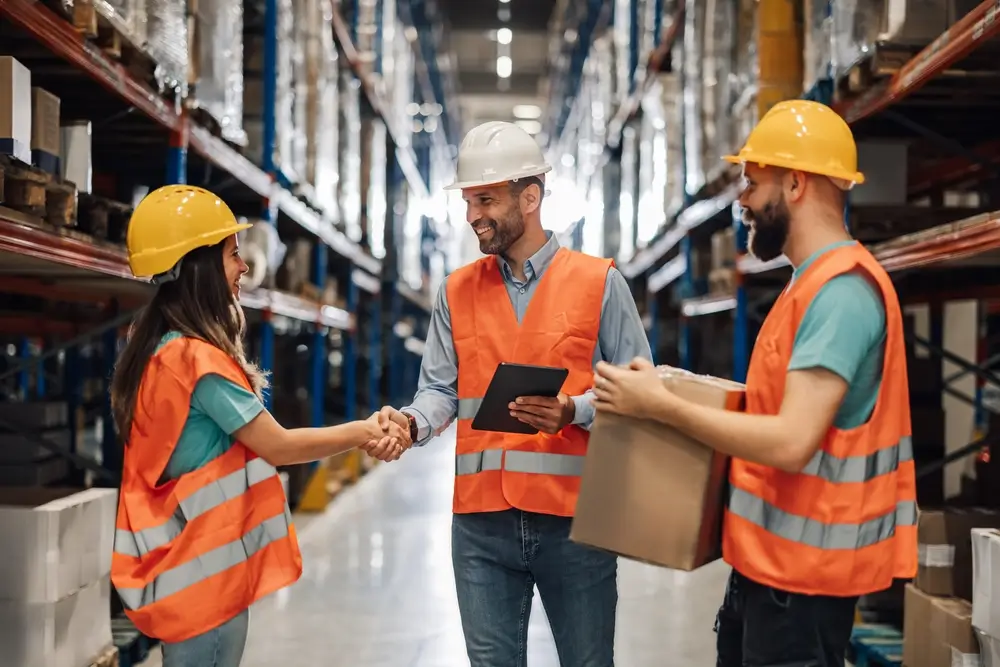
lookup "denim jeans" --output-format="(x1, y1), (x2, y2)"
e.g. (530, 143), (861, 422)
(452, 509), (618, 667)
(715, 570), (858, 667)
(161, 608), (249, 667)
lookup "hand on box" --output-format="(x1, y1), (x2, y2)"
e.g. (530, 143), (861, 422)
(509, 393), (575, 434)
(593, 357), (672, 421)
(360, 409), (412, 462)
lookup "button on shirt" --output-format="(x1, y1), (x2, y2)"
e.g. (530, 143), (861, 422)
(401, 231), (653, 445)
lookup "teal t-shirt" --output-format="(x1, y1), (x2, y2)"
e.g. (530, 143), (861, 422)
(787, 241), (886, 429)
(156, 332), (265, 480)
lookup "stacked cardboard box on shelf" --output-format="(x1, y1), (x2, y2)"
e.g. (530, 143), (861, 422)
(972, 528), (1000, 664)
(0, 485), (118, 667)
(902, 510), (1000, 667)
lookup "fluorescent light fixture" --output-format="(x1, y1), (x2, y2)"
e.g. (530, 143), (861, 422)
(515, 120), (542, 135)
(499, 0), (510, 3)
(512, 104), (541, 119)
(496, 55), (512, 79)
(497, 27), (512, 44)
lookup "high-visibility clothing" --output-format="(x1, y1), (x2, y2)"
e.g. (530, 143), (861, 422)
(723, 242), (917, 597)
(111, 337), (302, 643)
(447, 248), (612, 517)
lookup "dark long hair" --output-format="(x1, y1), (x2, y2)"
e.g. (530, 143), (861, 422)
(110, 241), (267, 439)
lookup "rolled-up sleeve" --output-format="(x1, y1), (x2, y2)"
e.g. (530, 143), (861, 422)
(571, 267), (653, 430)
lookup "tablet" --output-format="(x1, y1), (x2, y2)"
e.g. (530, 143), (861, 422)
(471, 362), (570, 435)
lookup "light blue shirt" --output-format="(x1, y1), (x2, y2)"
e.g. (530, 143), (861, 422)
(156, 332), (265, 481)
(787, 241), (886, 429)
(401, 232), (652, 445)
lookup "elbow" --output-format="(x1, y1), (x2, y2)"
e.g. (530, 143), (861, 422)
(774, 439), (820, 475)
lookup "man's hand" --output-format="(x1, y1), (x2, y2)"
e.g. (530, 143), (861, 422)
(361, 407), (413, 462)
(593, 357), (675, 421)
(509, 393), (575, 434)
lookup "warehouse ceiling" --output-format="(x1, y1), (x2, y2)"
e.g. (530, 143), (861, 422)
(437, 0), (559, 137)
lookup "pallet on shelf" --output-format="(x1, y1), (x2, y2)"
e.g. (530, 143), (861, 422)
(0, 155), (78, 227)
(77, 194), (132, 244)
(834, 43), (923, 102)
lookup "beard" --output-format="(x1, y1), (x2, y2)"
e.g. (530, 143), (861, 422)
(745, 196), (791, 262)
(476, 205), (525, 256)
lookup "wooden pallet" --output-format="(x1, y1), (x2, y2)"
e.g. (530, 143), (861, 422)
(0, 155), (78, 227)
(708, 268), (737, 296)
(849, 623), (903, 667)
(77, 193), (133, 243)
(71, 2), (163, 96)
(88, 645), (120, 667)
(834, 44), (922, 103)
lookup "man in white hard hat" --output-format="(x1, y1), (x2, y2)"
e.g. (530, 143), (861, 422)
(371, 121), (650, 665)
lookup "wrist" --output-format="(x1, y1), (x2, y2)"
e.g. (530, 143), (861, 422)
(400, 411), (418, 442)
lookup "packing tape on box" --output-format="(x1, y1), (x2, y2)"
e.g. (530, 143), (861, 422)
(919, 543), (956, 568)
(951, 647), (981, 667)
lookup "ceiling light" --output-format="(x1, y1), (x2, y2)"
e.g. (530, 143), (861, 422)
(516, 120), (542, 135)
(499, 0), (510, 3)
(496, 56), (512, 79)
(512, 104), (541, 119)
(497, 27), (512, 45)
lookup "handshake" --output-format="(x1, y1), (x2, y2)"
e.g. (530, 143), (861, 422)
(360, 406), (414, 462)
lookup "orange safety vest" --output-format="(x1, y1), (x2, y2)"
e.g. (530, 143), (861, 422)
(111, 337), (303, 643)
(723, 243), (917, 597)
(447, 248), (612, 517)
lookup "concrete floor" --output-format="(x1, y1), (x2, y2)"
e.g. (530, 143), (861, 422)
(147, 425), (730, 666)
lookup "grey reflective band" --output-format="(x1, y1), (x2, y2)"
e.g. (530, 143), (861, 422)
(114, 458), (281, 559)
(800, 436), (913, 485)
(117, 513), (290, 611)
(728, 487), (918, 551)
(457, 397), (483, 420)
(455, 449), (584, 477)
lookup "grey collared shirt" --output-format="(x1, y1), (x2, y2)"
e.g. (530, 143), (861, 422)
(401, 231), (652, 445)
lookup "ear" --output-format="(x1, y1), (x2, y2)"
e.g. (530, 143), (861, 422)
(785, 170), (808, 203)
(520, 183), (542, 214)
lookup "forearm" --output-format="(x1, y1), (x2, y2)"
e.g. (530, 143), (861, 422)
(241, 417), (375, 466)
(655, 398), (803, 472)
(402, 389), (457, 446)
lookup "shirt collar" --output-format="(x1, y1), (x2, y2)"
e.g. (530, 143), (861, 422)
(497, 231), (560, 283)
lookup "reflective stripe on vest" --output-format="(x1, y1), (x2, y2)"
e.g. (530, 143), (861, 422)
(457, 397), (482, 420)
(114, 457), (279, 559)
(801, 436), (913, 485)
(729, 487), (917, 550)
(116, 508), (293, 611)
(455, 449), (585, 477)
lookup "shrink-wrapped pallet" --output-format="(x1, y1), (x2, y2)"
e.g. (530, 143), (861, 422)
(145, 0), (188, 95)
(189, 0), (246, 145)
(655, 69), (684, 222)
(338, 69), (363, 242)
(613, 0), (634, 100)
(802, 0), (833, 92)
(72, 0), (148, 59)
(681, 0), (705, 195)
(701, 0), (736, 182)
(303, 0), (340, 215)
(830, 0), (950, 80)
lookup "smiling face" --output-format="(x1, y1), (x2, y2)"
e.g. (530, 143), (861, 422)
(738, 164), (793, 262)
(222, 234), (249, 297)
(461, 183), (526, 256)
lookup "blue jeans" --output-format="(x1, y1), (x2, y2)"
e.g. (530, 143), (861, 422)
(161, 609), (249, 667)
(452, 509), (618, 667)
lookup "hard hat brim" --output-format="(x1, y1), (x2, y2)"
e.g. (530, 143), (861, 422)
(444, 165), (553, 191)
(130, 222), (253, 278)
(721, 154), (865, 186)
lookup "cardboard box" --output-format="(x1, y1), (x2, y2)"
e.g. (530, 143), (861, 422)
(932, 597), (979, 667)
(0, 56), (32, 164)
(972, 528), (1000, 637)
(30, 87), (60, 157)
(0, 487), (118, 603)
(904, 584), (936, 667)
(571, 368), (744, 570)
(60, 121), (93, 193)
(917, 509), (1000, 600)
(0, 576), (112, 667)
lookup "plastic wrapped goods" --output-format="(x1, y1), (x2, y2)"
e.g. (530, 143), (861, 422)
(189, 0), (246, 145)
(681, 0), (705, 195)
(144, 0), (188, 96)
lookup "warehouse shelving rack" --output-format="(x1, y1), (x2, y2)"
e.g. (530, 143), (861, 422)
(0, 0), (455, 503)
(601, 0), (1000, 506)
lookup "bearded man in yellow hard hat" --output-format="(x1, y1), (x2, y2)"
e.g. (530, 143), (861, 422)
(591, 100), (917, 666)
(372, 120), (652, 666)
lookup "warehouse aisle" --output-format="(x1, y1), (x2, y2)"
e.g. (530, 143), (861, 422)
(161, 425), (729, 666)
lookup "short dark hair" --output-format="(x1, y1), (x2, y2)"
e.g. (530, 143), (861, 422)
(508, 176), (544, 201)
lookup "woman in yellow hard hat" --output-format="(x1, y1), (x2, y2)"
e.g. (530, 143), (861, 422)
(592, 100), (915, 667)
(108, 185), (408, 667)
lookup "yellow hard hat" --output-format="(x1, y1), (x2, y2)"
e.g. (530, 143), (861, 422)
(723, 100), (865, 187)
(126, 185), (252, 278)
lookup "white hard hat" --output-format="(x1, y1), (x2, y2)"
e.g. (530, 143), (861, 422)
(444, 121), (552, 190)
